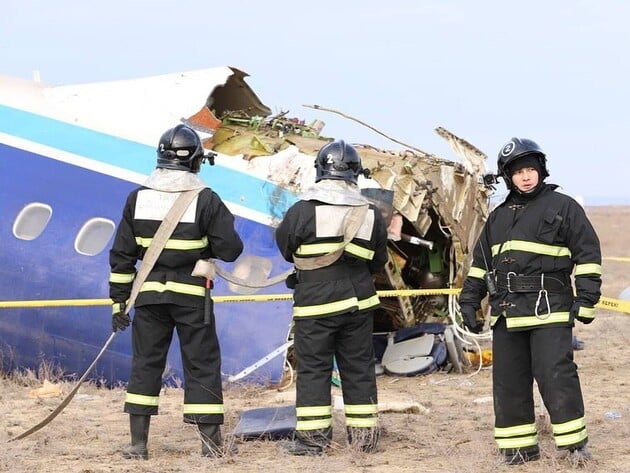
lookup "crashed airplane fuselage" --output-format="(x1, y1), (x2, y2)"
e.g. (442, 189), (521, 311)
(193, 103), (491, 332)
(0, 66), (490, 384)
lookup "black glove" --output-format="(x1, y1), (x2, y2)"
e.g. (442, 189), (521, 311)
(285, 272), (298, 289)
(460, 305), (484, 333)
(112, 301), (131, 332)
(571, 302), (594, 325)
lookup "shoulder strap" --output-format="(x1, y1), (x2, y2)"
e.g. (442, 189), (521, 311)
(293, 204), (369, 270)
(124, 187), (204, 314)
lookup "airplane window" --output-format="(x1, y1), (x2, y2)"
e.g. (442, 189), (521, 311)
(75, 218), (116, 256)
(13, 202), (53, 240)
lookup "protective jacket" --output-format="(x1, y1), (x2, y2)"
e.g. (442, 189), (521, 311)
(460, 184), (601, 331)
(109, 186), (243, 308)
(275, 192), (388, 318)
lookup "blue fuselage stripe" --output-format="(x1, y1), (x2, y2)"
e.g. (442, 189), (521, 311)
(0, 104), (297, 217)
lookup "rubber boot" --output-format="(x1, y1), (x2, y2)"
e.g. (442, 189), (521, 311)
(502, 446), (540, 465)
(122, 414), (150, 460)
(347, 426), (380, 453)
(568, 445), (592, 467)
(280, 438), (324, 456)
(280, 430), (329, 456)
(199, 423), (234, 457)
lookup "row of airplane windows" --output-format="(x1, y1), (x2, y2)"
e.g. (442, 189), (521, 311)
(13, 202), (116, 257)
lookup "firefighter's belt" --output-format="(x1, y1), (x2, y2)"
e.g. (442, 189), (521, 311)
(297, 262), (369, 283)
(495, 271), (569, 293)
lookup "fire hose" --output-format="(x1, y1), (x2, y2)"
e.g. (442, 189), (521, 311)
(7, 188), (204, 442)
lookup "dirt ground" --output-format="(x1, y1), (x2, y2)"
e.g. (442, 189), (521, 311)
(1, 206), (629, 473)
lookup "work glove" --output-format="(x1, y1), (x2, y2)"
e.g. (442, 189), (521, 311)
(285, 272), (298, 289)
(112, 301), (131, 332)
(460, 305), (484, 333)
(571, 301), (594, 325)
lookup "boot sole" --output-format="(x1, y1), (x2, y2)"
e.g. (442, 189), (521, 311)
(122, 449), (148, 460)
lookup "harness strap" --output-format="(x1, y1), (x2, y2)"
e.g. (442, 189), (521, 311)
(126, 187), (204, 313)
(293, 204), (369, 270)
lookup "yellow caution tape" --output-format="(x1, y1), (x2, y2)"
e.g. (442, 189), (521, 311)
(0, 288), (460, 308)
(1, 289), (629, 314)
(213, 293), (292, 303)
(0, 298), (112, 308)
(597, 296), (630, 314)
(377, 288), (462, 297)
(603, 257), (630, 262)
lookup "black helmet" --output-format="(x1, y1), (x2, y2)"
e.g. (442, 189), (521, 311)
(156, 124), (204, 173)
(315, 140), (363, 184)
(497, 137), (549, 188)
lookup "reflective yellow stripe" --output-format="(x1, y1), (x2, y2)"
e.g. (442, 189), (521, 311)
(552, 417), (585, 435)
(554, 428), (587, 447)
(293, 297), (358, 317)
(506, 312), (570, 329)
(295, 242), (374, 260)
(578, 306), (595, 318)
(575, 263), (602, 276)
(345, 417), (378, 428)
(468, 266), (486, 279)
(495, 423), (537, 437)
(345, 404), (378, 415)
(495, 434), (538, 449)
(125, 393), (159, 407)
(345, 243), (374, 260)
(296, 406), (332, 417)
(183, 404), (224, 415)
(492, 240), (571, 258)
(135, 236), (208, 250)
(296, 242), (343, 255)
(357, 294), (380, 311)
(296, 418), (332, 431)
(112, 302), (124, 314)
(294, 295), (378, 317)
(140, 281), (205, 297)
(110, 272), (135, 283)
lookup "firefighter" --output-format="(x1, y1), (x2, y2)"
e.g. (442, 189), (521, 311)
(459, 137), (601, 466)
(109, 124), (243, 460)
(275, 140), (388, 455)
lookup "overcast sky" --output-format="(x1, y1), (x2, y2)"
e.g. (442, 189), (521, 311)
(1, 0), (629, 204)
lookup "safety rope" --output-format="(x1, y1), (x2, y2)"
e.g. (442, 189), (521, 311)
(293, 204), (368, 270)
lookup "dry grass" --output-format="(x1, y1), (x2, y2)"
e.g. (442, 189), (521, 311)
(1, 206), (629, 473)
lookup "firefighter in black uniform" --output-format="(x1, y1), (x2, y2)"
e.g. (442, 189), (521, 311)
(459, 137), (601, 466)
(109, 124), (243, 460)
(275, 140), (388, 455)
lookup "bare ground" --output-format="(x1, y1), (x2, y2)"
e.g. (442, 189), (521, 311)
(1, 206), (629, 473)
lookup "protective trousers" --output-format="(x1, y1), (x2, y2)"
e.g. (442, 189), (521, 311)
(294, 311), (378, 447)
(492, 317), (587, 454)
(124, 303), (224, 424)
